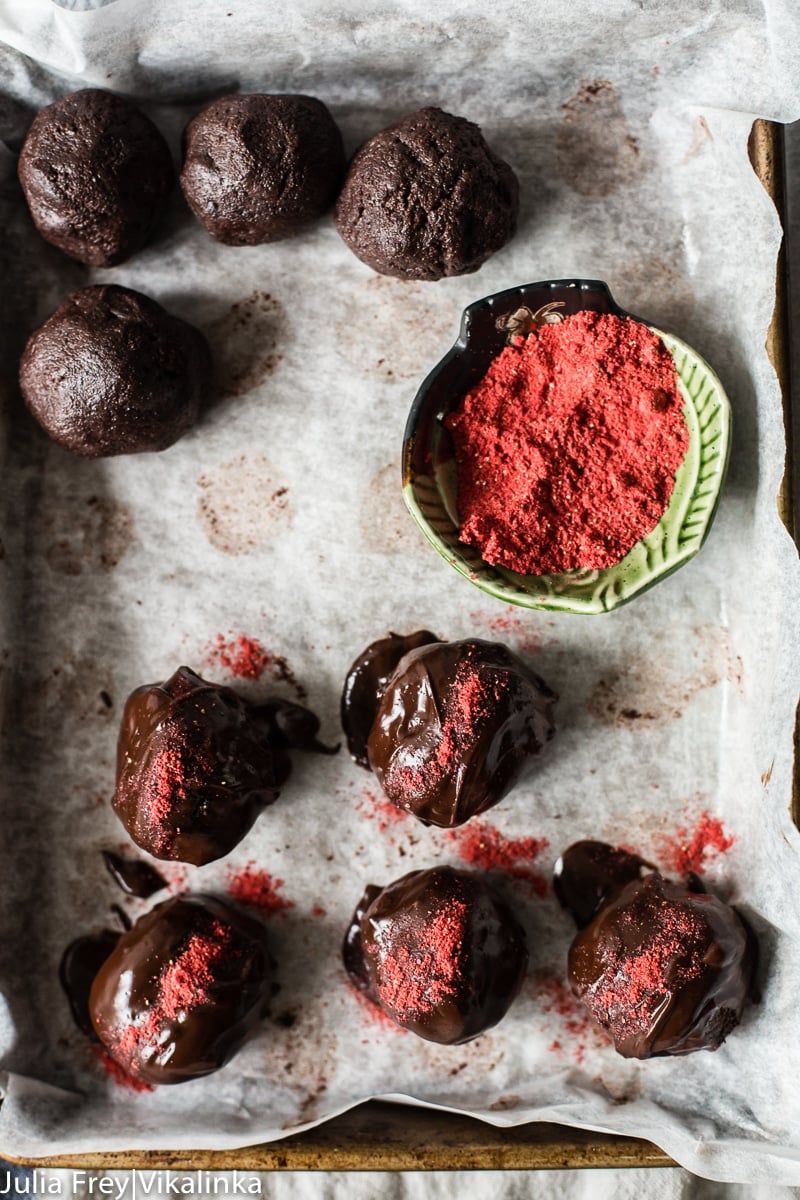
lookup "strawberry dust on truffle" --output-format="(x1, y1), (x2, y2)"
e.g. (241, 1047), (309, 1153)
(445, 310), (689, 575)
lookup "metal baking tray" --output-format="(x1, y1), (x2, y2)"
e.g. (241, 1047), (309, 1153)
(3, 117), (790, 1174)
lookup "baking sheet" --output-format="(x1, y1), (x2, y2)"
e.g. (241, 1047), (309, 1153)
(1, 0), (800, 1184)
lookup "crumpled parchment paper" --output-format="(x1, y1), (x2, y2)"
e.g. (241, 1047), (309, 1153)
(1, 0), (799, 1183)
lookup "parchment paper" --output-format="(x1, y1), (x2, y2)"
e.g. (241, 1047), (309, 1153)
(1, 0), (800, 1183)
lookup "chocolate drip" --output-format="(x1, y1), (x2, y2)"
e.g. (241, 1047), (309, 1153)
(90, 894), (274, 1085)
(102, 851), (168, 898)
(341, 630), (440, 766)
(554, 840), (653, 927)
(342, 884), (383, 997)
(254, 699), (339, 757)
(343, 866), (528, 1044)
(59, 930), (120, 1038)
(366, 638), (556, 827)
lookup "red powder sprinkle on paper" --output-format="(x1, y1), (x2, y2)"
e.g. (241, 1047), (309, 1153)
(370, 899), (468, 1017)
(655, 812), (735, 876)
(470, 606), (548, 655)
(206, 633), (308, 700)
(166, 865), (188, 893)
(446, 310), (689, 575)
(214, 633), (269, 680)
(448, 822), (550, 897)
(93, 1046), (154, 1093)
(355, 788), (410, 833)
(226, 863), (294, 915)
(538, 976), (607, 1065)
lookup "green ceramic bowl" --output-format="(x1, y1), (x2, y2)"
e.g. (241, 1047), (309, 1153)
(402, 279), (731, 614)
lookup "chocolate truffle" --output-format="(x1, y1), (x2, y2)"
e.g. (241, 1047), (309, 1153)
(90, 895), (274, 1085)
(365, 638), (556, 827)
(180, 94), (345, 245)
(343, 866), (527, 1043)
(18, 89), (174, 267)
(567, 866), (755, 1058)
(113, 666), (286, 866)
(19, 285), (211, 458)
(340, 629), (440, 766)
(334, 107), (519, 280)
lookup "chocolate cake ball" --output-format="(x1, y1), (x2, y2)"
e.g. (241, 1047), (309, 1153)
(113, 666), (287, 866)
(18, 89), (174, 267)
(363, 637), (556, 827)
(334, 107), (519, 280)
(90, 895), (274, 1085)
(340, 629), (440, 766)
(180, 94), (345, 245)
(19, 285), (211, 457)
(343, 866), (528, 1043)
(566, 863), (755, 1058)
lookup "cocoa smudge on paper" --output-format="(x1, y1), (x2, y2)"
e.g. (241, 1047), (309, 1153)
(202, 291), (286, 398)
(556, 79), (645, 196)
(589, 625), (744, 727)
(335, 275), (455, 381)
(196, 453), (291, 555)
(360, 463), (422, 554)
(44, 495), (135, 576)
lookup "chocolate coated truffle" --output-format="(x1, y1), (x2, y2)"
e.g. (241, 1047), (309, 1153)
(18, 89), (174, 266)
(340, 629), (440, 766)
(114, 666), (286, 865)
(364, 638), (556, 827)
(343, 866), (527, 1043)
(180, 94), (345, 245)
(19, 285), (211, 457)
(90, 895), (274, 1085)
(567, 866), (755, 1058)
(334, 107), (519, 280)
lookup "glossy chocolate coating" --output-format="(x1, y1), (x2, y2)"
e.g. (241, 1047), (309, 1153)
(335, 107), (518, 280)
(19, 285), (211, 458)
(18, 89), (174, 267)
(89, 895), (274, 1085)
(366, 638), (556, 827)
(180, 94), (345, 245)
(568, 871), (755, 1058)
(102, 851), (168, 899)
(344, 866), (528, 1044)
(341, 630), (440, 766)
(113, 666), (285, 866)
(554, 840), (653, 928)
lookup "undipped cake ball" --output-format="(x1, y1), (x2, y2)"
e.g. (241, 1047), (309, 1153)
(180, 93), (345, 245)
(334, 106), (519, 280)
(19, 285), (211, 457)
(18, 89), (174, 267)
